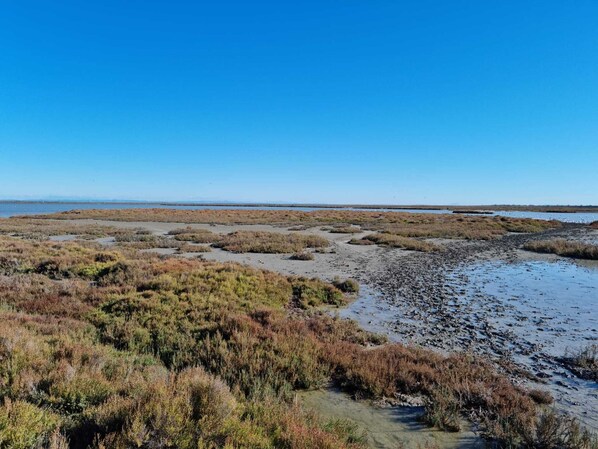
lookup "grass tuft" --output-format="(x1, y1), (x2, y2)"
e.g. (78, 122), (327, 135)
(213, 231), (329, 253)
(523, 239), (598, 260)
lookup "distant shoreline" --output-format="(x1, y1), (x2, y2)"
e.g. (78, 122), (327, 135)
(1, 200), (597, 213)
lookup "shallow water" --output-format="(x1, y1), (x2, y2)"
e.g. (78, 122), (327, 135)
(298, 388), (486, 449)
(457, 258), (598, 428)
(460, 258), (598, 360)
(491, 210), (598, 223)
(341, 257), (598, 430)
(0, 201), (322, 217)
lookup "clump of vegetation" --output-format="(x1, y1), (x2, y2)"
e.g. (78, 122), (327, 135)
(169, 227), (329, 254)
(332, 278), (360, 294)
(350, 233), (439, 252)
(291, 251), (315, 261)
(589, 221), (598, 229)
(560, 344), (598, 381)
(213, 231), (329, 253)
(347, 238), (375, 246)
(523, 239), (598, 260)
(329, 226), (362, 234)
(521, 411), (598, 449)
(528, 389), (554, 405)
(291, 278), (346, 308)
(114, 232), (153, 243)
(169, 227), (220, 244)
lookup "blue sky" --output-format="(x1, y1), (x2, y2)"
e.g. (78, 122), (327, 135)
(1, 1), (597, 204)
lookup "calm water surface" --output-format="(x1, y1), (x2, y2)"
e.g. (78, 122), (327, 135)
(342, 258), (598, 430)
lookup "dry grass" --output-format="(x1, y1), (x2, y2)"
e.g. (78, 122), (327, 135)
(32, 208), (560, 240)
(169, 227), (220, 244)
(170, 227), (330, 254)
(213, 231), (329, 253)
(346, 238), (375, 246)
(523, 239), (598, 260)
(329, 226), (362, 234)
(560, 344), (598, 381)
(528, 389), (554, 405)
(291, 251), (315, 261)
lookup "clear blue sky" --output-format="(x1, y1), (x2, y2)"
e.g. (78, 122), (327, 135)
(1, 1), (597, 204)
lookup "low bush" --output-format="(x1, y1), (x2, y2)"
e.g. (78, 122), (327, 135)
(521, 411), (598, 449)
(291, 251), (315, 261)
(0, 399), (61, 449)
(347, 238), (375, 246)
(292, 278), (346, 308)
(560, 344), (598, 381)
(329, 226), (362, 234)
(332, 278), (360, 294)
(171, 228), (220, 244)
(213, 231), (329, 253)
(528, 389), (554, 405)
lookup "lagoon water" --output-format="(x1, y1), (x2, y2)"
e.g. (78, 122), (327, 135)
(1, 201), (597, 222)
(299, 388), (485, 449)
(0, 201), (321, 218)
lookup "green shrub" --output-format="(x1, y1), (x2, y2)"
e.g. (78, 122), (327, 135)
(0, 400), (60, 449)
(213, 231), (329, 254)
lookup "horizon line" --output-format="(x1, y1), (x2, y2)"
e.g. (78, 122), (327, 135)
(1, 199), (597, 210)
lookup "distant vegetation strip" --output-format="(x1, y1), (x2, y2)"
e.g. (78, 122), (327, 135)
(4, 200), (598, 213)
(31, 208), (560, 240)
(523, 239), (598, 260)
(154, 203), (598, 213)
